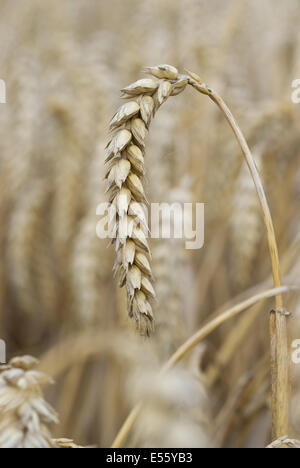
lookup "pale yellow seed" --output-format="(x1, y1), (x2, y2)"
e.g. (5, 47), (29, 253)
(118, 215), (135, 241)
(157, 80), (173, 105)
(115, 187), (131, 216)
(133, 291), (153, 318)
(141, 277), (156, 299)
(127, 265), (142, 293)
(131, 118), (147, 147)
(112, 129), (132, 155)
(122, 78), (158, 96)
(126, 145), (145, 175)
(10, 356), (39, 370)
(128, 201), (148, 229)
(106, 164), (116, 189)
(110, 101), (140, 129)
(132, 226), (149, 252)
(122, 240), (136, 270)
(144, 301), (153, 319)
(171, 78), (188, 96)
(185, 68), (202, 83)
(127, 173), (146, 201)
(114, 159), (131, 188)
(145, 64), (178, 80)
(134, 290), (147, 314)
(140, 96), (154, 126)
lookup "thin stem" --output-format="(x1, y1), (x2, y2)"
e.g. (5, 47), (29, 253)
(190, 80), (283, 305)
(111, 285), (295, 448)
(212, 94), (283, 305)
(111, 403), (143, 449)
(189, 78), (289, 439)
(162, 286), (292, 373)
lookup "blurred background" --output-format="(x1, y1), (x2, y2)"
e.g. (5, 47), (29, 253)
(0, 0), (300, 448)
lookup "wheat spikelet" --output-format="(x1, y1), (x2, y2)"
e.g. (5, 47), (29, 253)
(0, 356), (58, 448)
(106, 65), (189, 335)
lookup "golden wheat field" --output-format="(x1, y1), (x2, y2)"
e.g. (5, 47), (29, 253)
(0, 0), (300, 450)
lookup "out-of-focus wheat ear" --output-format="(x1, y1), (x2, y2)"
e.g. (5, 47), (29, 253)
(127, 365), (211, 448)
(0, 356), (58, 448)
(230, 151), (263, 289)
(6, 181), (51, 318)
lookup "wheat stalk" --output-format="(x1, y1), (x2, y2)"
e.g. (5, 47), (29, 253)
(0, 356), (58, 448)
(128, 366), (210, 448)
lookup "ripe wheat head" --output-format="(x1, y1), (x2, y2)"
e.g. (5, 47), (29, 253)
(105, 65), (190, 335)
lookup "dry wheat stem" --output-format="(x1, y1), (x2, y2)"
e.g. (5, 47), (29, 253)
(190, 81), (288, 439)
(198, 86), (288, 440)
(111, 285), (295, 448)
(162, 286), (294, 373)
(106, 64), (289, 439)
(207, 239), (300, 386)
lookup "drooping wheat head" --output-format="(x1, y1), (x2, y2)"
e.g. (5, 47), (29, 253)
(105, 65), (188, 335)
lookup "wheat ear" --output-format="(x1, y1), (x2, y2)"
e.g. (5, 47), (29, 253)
(106, 64), (289, 442)
(105, 65), (187, 335)
(0, 356), (58, 448)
